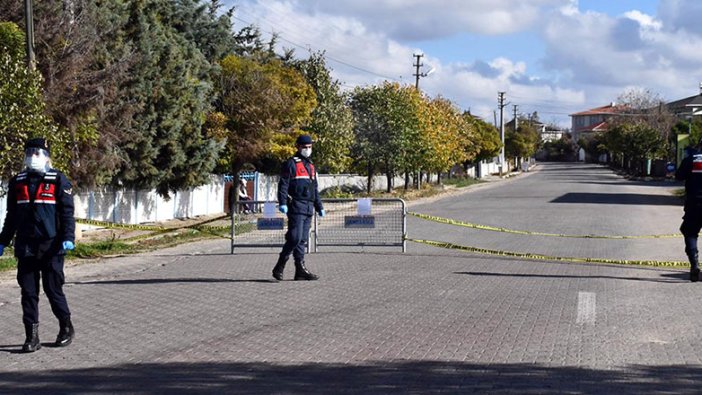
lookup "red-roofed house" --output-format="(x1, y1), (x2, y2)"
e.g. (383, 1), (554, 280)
(570, 103), (628, 161)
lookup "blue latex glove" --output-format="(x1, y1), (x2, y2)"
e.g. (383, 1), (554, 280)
(62, 241), (75, 251)
(279, 205), (288, 214)
(0, 244), (4, 256)
(319, 209), (326, 218)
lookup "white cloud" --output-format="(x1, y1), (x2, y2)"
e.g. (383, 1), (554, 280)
(229, 0), (702, 127)
(658, 0), (702, 35)
(289, 0), (568, 38)
(623, 10), (661, 31)
(540, 2), (702, 104)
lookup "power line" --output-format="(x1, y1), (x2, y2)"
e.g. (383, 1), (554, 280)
(231, 14), (400, 82)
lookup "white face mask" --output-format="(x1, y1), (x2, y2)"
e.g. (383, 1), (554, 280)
(24, 150), (49, 173)
(300, 148), (312, 158)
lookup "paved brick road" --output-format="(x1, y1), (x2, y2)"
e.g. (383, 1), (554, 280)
(1, 163), (701, 394)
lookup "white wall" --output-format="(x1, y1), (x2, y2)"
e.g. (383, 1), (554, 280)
(70, 175), (225, 224)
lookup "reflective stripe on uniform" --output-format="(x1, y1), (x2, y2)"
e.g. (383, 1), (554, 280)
(693, 155), (702, 173)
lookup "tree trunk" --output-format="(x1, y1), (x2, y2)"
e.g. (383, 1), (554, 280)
(229, 164), (242, 216)
(385, 161), (392, 193)
(404, 171), (409, 191)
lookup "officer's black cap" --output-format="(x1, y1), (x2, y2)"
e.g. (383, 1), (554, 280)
(296, 135), (313, 146)
(25, 138), (50, 156)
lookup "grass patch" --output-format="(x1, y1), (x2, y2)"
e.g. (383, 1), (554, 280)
(443, 177), (484, 188)
(0, 227), (237, 272)
(69, 239), (135, 258)
(0, 257), (16, 271)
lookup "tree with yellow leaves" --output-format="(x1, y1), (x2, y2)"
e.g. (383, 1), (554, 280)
(212, 55), (317, 193)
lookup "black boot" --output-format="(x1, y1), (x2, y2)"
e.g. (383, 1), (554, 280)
(294, 261), (319, 281)
(688, 249), (700, 282)
(55, 317), (74, 347)
(22, 323), (41, 353)
(272, 256), (288, 281)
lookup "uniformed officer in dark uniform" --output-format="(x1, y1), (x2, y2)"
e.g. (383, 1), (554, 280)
(0, 138), (76, 352)
(676, 139), (702, 282)
(272, 135), (325, 281)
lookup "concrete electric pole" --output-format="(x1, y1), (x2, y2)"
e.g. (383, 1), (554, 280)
(24, 0), (36, 70)
(498, 92), (507, 175)
(413, 54), (435, 90)
(413, 54), (424, 89)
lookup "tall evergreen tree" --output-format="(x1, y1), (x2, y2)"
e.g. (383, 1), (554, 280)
(1, 0), (265, 194)
(0, 22), (58, 180)
(113, 0), (219, 196)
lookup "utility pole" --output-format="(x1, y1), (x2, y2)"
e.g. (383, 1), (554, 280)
(413, 53), (424, 89)
(24, 0), (35, 70)
(513, 104), (519, 131)
(413, 53), (427, 189)
(498, 92), (507, 175)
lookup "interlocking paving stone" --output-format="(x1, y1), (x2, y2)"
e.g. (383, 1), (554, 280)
(0, 163), (699, 393)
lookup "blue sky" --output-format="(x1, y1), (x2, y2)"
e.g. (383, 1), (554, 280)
(226, 0), (702, 128)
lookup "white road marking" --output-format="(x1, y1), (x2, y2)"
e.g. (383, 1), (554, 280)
(576, 291), (596, 325)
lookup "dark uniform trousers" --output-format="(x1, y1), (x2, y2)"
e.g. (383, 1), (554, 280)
(17, 254), (70, 325)
(681, 201), (702, 264)
(280, 213), (312, 263)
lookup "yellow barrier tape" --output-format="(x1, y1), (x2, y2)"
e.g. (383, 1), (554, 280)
(408, 211), (680, 240)
(76, 216), (232, 234)
(408, 238), (687, 268)
(76, 218), (167, 231)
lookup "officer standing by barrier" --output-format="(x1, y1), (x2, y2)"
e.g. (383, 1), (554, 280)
(676, 138), (702, 282)
(0, 138), (76, 352)
(272, 135), (325, 281)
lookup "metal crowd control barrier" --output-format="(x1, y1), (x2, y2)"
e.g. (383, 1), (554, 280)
(230, 198), (406, 253)
(314, 198), (406, 252)
(230, 200), (289, 254)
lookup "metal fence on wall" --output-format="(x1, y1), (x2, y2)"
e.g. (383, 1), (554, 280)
(229, 198), (406, 254)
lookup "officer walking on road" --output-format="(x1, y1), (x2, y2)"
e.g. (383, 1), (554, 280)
(272, 135), (325, 281)
(676, 138), (702, 282)
(0, 138), (76, 352)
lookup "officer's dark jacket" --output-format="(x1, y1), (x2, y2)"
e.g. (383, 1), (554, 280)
(277, 153), (323, 216)
(0, 169), (75, 259)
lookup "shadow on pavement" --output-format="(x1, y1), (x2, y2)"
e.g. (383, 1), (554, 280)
(455, 271), (684, 283)
(0, 344), (24, 354)
(0, 360), (700, 393)
(71, 278), (277, 285)
(551, 193), (682, 206)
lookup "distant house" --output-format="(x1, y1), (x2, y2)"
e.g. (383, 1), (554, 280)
(569, 103), (629, 162)
(540, 124), (565, 142)
(666, 85), (702, 120)
(570, 103), (628, 144)
(505, 119), (565, 142)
